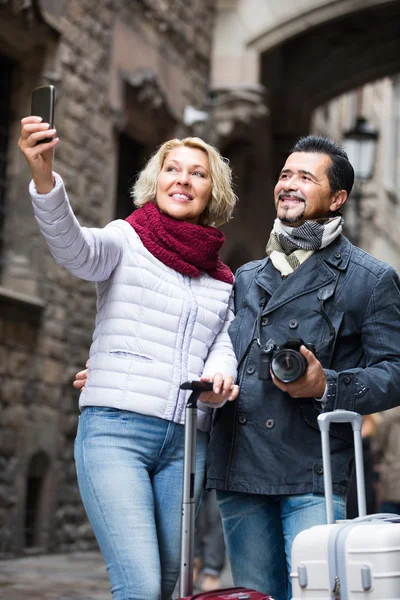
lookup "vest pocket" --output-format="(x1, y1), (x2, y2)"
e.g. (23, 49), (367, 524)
(109, 349), (153, 362)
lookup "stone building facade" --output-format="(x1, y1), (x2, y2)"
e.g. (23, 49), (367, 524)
(312, 78), (400, 271)
(207, 0), (400, 264)
(0, 0), (215, 556)
(1, 0), (399, 560)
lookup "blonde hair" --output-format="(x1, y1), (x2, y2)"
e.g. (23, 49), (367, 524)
(131, 137), (237, 227)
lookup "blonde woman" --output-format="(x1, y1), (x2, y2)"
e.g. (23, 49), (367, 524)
(19, 117), (239, 600)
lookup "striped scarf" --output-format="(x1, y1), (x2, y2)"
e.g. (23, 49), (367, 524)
(266, 216), (344, 277)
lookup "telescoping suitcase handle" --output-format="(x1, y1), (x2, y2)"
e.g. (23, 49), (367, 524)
(317, 410), (367, 524)
(178, 380), (213, 598)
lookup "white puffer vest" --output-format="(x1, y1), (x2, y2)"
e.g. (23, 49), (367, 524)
(30, 174), (237, 431)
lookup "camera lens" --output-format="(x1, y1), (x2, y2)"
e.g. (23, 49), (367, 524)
(271, 349), (307, 383)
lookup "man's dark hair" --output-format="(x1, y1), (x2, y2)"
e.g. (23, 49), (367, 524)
(290, 135), (354, 196)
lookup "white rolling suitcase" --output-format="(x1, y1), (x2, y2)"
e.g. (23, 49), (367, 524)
(291, 409), (400, 600)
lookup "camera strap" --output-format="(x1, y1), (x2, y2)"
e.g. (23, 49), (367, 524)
(256, 293), (269, 346)
(314, 279), (339, 355)
(255, 279), (339, 357)
(236, 291), (268, 374)
(237, 275), (339, 372)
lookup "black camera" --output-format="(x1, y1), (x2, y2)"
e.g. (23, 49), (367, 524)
(259, 337), (316, 383)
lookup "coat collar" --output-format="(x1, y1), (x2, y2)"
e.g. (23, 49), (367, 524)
(255, 235), (352, 314)
(322, 234), (352, 270)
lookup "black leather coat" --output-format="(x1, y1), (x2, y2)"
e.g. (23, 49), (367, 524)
(207, 236), (400, 496)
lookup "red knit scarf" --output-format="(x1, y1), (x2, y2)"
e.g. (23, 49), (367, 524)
(125, 202), (233, 284)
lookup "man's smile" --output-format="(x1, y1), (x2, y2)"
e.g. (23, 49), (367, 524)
(279, 194), (305, 205)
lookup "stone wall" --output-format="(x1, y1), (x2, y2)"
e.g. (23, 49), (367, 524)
(0, 0), (215, 556)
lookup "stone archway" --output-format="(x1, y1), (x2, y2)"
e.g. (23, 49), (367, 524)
(259, 0), (400, 176)
(210, 0), (400, 258)
(248, 0), (400, 54)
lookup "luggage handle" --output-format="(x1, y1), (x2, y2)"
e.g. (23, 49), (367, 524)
(317, 410), (367, 524)
(352, 513), (400, 523)
(178, 380), (213, 598)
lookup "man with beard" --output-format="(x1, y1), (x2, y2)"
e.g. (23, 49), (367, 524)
(74, 135), (400, 600)
(206, 135), (400, 600)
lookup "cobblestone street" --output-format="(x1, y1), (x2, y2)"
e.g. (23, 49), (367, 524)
(0, 552), (111, 600)
(0, 551), (233, 599)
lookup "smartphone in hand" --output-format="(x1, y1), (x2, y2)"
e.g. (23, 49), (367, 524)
(31, 85), (55, 144)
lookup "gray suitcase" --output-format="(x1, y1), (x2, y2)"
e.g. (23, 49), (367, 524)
(291, 409), (400, 599)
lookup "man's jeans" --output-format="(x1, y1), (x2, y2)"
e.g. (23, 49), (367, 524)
(195, 489), (226, 576)
(74, 407), (208, 600)
(217, 489), (346, 600)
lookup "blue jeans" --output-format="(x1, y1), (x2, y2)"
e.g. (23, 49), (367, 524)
(74, 407), (208, 600)
(379, 501), (400, 515)
(216, 490), (346, 600)
(194, 489), (226, 576)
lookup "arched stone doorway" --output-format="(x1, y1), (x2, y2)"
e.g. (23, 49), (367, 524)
(211, 0), (400, 258)
(259, 1), (400, 177)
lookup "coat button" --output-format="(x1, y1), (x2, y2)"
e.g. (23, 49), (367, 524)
(316, 465), (323, 475)
(238, 415), (247, 425)
(334, 252), (341, 259)
(343, 375), (351, 384)
(289, 319), (298, 329)
(246, 366), (255, 375)
(261, 316), (269, 326)
(265, 418), (275, 429)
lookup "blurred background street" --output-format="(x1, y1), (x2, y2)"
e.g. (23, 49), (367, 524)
(0, 551), (233, 599)
(1, 0), (400, 597)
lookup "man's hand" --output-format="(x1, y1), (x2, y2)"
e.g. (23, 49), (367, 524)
(271, 346), (326, 399)
(73, 360), (89, 391)
(198, 373), (239, 404)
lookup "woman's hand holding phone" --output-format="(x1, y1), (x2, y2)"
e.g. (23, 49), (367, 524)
(18, 116), (59, 194)
(19, 86), (58, 194)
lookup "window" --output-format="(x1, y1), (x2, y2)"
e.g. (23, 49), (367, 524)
(24, 452), (50, 549)
(0, 54), (14, 275)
